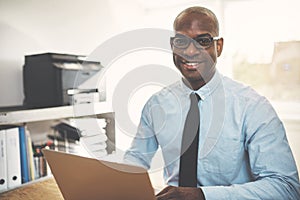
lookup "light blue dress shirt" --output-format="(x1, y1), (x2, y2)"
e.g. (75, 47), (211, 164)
(124, 70), (300, 199)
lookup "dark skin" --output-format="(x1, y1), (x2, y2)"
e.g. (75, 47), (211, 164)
(156, 185), (205, 200)
(172, 13), (223, 90)
(156, 12), (224, 200)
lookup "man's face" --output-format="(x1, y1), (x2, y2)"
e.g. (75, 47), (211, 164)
(171, 13), (223, 88)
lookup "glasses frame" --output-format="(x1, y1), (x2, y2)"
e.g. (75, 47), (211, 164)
(170, 35), (220, 50)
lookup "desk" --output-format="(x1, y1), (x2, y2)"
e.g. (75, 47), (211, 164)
(0, 178), (64, 200)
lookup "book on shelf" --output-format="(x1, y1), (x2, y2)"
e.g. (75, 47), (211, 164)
(0, 125), (52, 193)
(0, 130), (7, 192)
(0, 116), (111, 193)
(19, 126), (30, 183)
(27, 134), (35, 181)
(5, 127), (22, 189)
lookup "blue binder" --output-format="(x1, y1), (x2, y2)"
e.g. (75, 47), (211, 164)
(19, 126), (29, 183)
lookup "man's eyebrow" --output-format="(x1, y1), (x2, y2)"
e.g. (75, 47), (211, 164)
(174, 33), (212, 38)
(174, 33), (187, 38)
(195, 33), (212, 38)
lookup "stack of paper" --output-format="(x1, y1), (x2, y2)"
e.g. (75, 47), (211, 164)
(71, 118), (108, 159)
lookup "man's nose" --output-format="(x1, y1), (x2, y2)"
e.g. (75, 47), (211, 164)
(183, 41), (200, 57)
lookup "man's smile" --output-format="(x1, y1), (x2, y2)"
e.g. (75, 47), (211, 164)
(180, 59), (204, 71)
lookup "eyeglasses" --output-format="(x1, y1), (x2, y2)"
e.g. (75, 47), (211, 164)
(170, 34), (220, 50)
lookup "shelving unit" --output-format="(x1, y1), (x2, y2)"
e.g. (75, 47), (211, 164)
(0, 101), (115, 153)
(0, 102), (112, 125)
(0, 102), (115, 194)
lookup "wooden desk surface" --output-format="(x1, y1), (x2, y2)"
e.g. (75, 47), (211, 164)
(0, 178), (64, 200)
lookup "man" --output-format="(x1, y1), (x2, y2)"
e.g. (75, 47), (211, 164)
(124, 6), (300, 200)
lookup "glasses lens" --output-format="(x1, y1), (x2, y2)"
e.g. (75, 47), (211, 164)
(171, 36), (215, 49)
(195, 37), (213, 48)
(173, 37), (189, 48)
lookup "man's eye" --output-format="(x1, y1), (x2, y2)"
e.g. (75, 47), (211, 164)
(174, 38), (188, 46)
(197, 37), (212, 46)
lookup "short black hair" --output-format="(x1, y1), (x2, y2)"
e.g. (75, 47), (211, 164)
(173, 6), (219, 36)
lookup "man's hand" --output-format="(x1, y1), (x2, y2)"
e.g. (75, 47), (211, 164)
(156, 185), (205, 200)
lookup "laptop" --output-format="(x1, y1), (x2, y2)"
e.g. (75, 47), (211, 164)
(42, 149), (156, 200)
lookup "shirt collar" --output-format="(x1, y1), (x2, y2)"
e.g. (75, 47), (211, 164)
(180, 70), (222, 100)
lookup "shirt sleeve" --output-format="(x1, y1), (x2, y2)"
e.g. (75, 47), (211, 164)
(202, 97), (300, 200)
(123, 100), (158, 170)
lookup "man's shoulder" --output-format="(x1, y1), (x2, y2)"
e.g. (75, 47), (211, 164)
(222, 76), (264, 101)
(221, 76), (277, 118)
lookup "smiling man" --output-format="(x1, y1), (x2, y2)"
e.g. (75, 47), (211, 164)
(124, 6), (300, 200)
(171, 10), (222, 91)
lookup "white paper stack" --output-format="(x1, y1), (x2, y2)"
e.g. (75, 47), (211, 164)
(70, 118), (108, 159)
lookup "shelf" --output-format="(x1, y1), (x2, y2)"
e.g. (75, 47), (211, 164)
(0, 102), (116, 195)
(0, 102), (113, 125)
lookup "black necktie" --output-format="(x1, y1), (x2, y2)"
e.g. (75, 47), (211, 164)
(179, 93), (200, 187)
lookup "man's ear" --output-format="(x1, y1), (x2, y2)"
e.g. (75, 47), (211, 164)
(172, 54), (176, 66)
(170, 38), (174, 50)
(216, 38), (224, 57)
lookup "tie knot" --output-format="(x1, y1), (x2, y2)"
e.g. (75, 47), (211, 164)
(190, 93), (200, 102)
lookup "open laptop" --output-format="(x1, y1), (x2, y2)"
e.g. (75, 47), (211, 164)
(42, 149), (156, 200)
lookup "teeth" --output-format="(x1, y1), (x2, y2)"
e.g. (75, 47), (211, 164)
(186, 62), (198, 66)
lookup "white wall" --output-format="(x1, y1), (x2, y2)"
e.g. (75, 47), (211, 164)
(0, 0), (114, 106)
